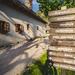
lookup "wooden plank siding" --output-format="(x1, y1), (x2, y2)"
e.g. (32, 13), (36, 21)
(48, 8), (75, 70)
(54, 63), (75, 71)
(49, 34), (75, 41)
(48, 8), (75, 17)
(49, 15), (75, 22)
(50, 21), (75, 28)
(50, 40), (75, 47)
(50, 28), (75, 34)
(48, 57), (75, 65)
(49, 46), (75, 53)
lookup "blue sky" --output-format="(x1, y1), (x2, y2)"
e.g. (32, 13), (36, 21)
(32, 0), (39, 12)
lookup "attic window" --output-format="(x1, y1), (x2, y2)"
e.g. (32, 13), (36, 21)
(37, 26), (39, 30)
(27, 24), (29, 30)
(15, 24), (24, 33)
(0, 20), (10, 34)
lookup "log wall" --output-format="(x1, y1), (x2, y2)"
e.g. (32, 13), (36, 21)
(48, 8), (75, 71)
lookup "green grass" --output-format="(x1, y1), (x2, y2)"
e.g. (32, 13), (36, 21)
(23, 53), (75, 75)
(23, 53), (47, 75)
(39, 52), (47, 64)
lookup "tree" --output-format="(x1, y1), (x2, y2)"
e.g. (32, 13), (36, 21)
(37, 0), (75, 16)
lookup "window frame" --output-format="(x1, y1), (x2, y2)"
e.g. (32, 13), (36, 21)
(37, 26), (39, 30)
(27, 24), (30, 30)
(0, 20), (10, 34)
(15, 24), (24, 33)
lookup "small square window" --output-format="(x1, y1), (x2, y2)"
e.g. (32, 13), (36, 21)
(46, 30), (49, 34)
(37, 26), (39, 30)
(27, 24), (29, 30)
(0, 20), (10, 34)
(15, 24), (24, 33)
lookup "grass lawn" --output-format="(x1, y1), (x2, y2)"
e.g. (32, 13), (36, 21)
(23, 53), (75, 75)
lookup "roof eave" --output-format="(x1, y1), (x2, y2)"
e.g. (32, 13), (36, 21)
(1, 0), (47, 24)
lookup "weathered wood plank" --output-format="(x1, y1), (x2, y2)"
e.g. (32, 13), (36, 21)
(49, 57), (75, 65)
(49, 15), (75, 22)
(54, 63), (75, 71)
(49, 34), (75, 40)
(48, 51), (75, 59)
(50, 40), (75, 47)
(50, 28), (75, 34)
(50, 21), (75, 28)
(48, 8), (75, 16)
(49, 46), (75, 53)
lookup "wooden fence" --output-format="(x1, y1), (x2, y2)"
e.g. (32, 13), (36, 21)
(48, 8), (75, 71)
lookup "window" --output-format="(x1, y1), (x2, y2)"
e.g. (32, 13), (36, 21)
(27, 24), (29, 30)
(0, 20), (10, 34)
(36, 44), (39, 48)
(46, 30), (47, 33)
(15, 24), (24, 33)
(37, 26), (39, 30)
(46, 30), (49, 34)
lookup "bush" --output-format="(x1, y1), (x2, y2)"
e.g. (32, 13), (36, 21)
(23, 53), (75, 75)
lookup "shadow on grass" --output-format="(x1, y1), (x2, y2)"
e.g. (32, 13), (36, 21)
(23, 60), (57, 75)
(23, 52), (75, 75)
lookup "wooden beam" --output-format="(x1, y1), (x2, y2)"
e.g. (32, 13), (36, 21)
(49, 46), (75, 53)
(48, 57), (75, 66)
(50, 21), (75, 28)
(50, 40), (75, 47)
(48, 8), (75, 17)
(49, 34), (75, 41)
(54, 63), (75, 71)
(50, 28), (75, 34)
(49, 15), (75, 22)
(48, 51), (75, 59)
